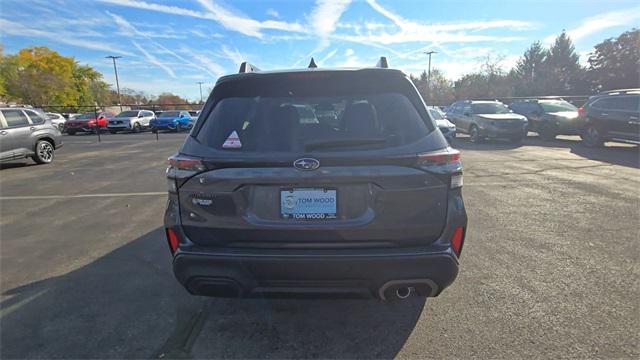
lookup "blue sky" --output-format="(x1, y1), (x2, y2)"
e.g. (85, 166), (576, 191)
(2, 0), (639, 101)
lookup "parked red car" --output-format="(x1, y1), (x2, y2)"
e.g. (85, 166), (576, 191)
(65, 111), (114, 135)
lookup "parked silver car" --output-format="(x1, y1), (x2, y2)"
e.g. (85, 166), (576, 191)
(46, 112), (67, 131)
(107, 109), (155, 133)
(0, 107), (63, 164)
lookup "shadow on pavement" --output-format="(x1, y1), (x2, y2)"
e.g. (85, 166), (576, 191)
(453, 134), (639, 169)
(0, 161), (36, 170)
(0, 228), (425, 359)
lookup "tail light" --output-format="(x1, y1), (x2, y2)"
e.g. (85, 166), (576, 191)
(578, 107), (585, 116)
(168, 154), (206, 172)
(451, 227), (465, 256)
(416, 148), (463, 188)
(165, 227), (179, 254)
(417, 148), (461, 165)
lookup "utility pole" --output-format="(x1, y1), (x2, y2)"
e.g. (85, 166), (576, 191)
(424, 51), (437, 103)
(196, 82), (204, 103)
(106, 56), (123, 110)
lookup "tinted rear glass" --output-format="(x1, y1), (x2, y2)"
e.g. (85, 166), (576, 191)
(196, 92), (429, 153)
(160, 111), (181, 117)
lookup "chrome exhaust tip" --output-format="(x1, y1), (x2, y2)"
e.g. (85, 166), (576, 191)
(396, 287), (412, 299)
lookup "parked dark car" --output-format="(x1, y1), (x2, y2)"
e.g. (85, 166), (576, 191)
(579, 89), (639, 147)
(164, 60), (468, 301)
(509, 99), (580, 140)
(0, 107), (63, 164)
(65, 111), (114, 135)
(446, 100), (528, 143)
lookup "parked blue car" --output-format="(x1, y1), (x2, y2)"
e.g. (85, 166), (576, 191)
(150, 110), (194, 132)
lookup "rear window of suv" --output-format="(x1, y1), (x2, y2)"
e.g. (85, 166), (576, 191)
(197, 93), (429, 152)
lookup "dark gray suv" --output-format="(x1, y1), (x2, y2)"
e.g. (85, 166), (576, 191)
(164, 61), (468, 301)
(0, 107), (63, 164)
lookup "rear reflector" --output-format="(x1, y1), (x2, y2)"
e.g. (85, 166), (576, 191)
(451, 173), (463, 189)
(166, 228), (179, 254)
(451, 227), (465, 256)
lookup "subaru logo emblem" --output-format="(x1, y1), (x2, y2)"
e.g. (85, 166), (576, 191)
(293, 158), (320, 171)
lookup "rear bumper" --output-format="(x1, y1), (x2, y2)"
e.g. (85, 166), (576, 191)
(173, 246), (459, 300)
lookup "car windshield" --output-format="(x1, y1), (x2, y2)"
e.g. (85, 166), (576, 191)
(197, 92), (429, 153)
(76, 113), (96, 119)
(116, 111), (139, 117)
(539, 100), (578, 112)
(471, 103), (511, 114)
(160, 111), (181, 117)
(428, 108), (444, 120)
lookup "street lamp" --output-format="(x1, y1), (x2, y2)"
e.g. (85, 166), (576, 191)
(196, 82), (204, 103)
(423, 51), (437, 103)
(105, 56), (122, 110)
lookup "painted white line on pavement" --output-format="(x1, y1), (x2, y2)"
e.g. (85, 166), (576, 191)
(0, 192), (166, 200)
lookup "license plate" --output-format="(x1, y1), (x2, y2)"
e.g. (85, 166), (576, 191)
(280, 188), (337, 220)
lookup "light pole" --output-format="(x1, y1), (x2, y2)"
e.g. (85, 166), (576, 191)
(424, 51), (437, 103)
(106, 56), (122, 110)
(196, 82), (204, 103)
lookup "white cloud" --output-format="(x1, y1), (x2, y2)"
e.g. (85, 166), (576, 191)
(544, 6), (640, 44)
(100, 0), (304, 39)
(309, 0), (352, 36)
(267, 9), (279, 18)
(319, 49), (338, 64)
(218, 45), (246, 65)
(345, 48), (355, 57)
(132, 40), (176, 78)
(0, 18), (133, 55)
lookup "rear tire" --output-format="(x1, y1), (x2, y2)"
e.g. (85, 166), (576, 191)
(176, 123), (182, 132)
(32, 140), (55, 164)
(132, 122), (141, 133)
(582, 125), (604, 147)
(469, 125), (483, 143)
(109, 130), (118, 134)
(538, 124), (556, 141)
(151, 127), (158, 134)
(67, 130), (76, 136)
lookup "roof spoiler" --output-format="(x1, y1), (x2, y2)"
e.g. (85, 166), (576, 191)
(238, 62), (260, 73)
(376, 56), (389, 68)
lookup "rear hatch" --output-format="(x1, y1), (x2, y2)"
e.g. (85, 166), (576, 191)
(174, 70), (453, 249)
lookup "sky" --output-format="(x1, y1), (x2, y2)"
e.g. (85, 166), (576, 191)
(1, 0), (639, 101)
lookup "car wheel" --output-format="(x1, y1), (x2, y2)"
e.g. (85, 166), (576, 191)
(176, 123), (182, 132)
(109, 130), (118, 134)
(151, 127), (158, 134)
(67, 130), (76, 136)
(582, 125), (604, 147)
(58, 124), (65, 132)
(538, 124), (556, 141)
(132, 122), (141, 133)
(510, 134), (525, 144)
(32, 140), (55, 164)
(469, 125), (483, 143)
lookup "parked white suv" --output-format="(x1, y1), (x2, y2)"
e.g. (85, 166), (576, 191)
(107, 110), (155, 133)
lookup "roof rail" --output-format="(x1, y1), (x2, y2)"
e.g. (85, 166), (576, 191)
(376, 56), (389, 68)
(238, 62), (260, 73)
(308, 57), (318, 68)
(600, 88), (640, 94)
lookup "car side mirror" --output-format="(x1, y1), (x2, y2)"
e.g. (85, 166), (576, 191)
(138, 114), (144, 118)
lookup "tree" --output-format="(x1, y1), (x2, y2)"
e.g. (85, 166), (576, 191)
(454, 55), (514, 100)
(587, 29), (640, 92)
(512, 41), (548, 96)
(155, 92), (190, 109)
(542, 31), (586, 94)
(0, 47), (78, 105)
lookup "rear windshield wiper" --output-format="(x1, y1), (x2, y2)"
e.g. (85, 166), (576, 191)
(304, 138), (387, 152)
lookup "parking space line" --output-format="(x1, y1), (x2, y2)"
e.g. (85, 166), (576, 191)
(0, 192), (166, 200)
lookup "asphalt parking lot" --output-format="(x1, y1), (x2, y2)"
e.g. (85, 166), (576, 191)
(0, 132), (638, 359)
